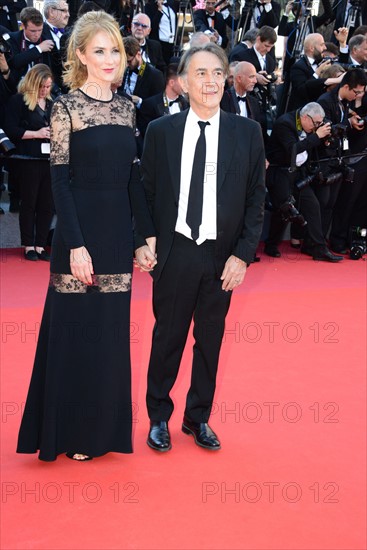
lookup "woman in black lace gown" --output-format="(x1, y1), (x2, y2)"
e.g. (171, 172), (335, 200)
(17, 11), (155, 461)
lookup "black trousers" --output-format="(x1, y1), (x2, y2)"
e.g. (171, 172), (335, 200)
(330, 157), (367, 248)
(19, 160), (54, 247)
(146, 233), (232, 424)
(159, 40), (174, 65)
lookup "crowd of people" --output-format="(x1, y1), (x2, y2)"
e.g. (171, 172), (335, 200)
(0, 0), (365, 462)
(1, 0), (366, 262)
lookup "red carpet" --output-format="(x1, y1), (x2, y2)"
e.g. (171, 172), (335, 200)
(1, 245), (366, 549)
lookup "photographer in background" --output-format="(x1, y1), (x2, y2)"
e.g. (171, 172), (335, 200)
(316, 68), (367, 243)
(264, 102), (343, 262)
(193, 0), (229, 49)
(323, 70), (367, 253)
(0, 0), (26, 32)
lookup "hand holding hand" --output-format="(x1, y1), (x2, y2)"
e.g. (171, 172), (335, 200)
(135, 239), (157, 272)
(220, 255), (247, 292)
(70, 246), (94, 285)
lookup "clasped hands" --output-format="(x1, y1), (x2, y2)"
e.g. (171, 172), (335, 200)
(135, 237), (157, 272)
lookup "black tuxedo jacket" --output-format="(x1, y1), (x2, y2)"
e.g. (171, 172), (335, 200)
(138, 109), (266, 280)
(220, 86), (262, 124)
(137, 92), (189, 136)
(7, 30), (47, 85)
(330, 0), (367, 42)
(122, 62), (165, 100)
(266, 110), (322, 167)
(242, 1), (280, 32)
(317, 86), (349, 125)
(228, 42), (249, 63)
(0, 0), (26, 31)
(141, 38), (166, 73)
(193, 9), (228, 49)
(145, 0), (179, 42)
(41, 24), (67, 91)
(239, 46), (276, 76)
(288, 55), (327, 111)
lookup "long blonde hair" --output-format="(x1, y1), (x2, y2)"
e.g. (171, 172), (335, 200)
(18, 64), (53, 111)
(63, 11), (127, 90)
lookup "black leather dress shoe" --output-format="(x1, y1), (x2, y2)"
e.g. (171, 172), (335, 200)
(147, 421), (171, 452)
(330, 246), (348, 255)
(37, 250), (51, 261)
(313, 248), (343, 262)
(264, 244), (281, 258)
(24, 250), (38, 261)
(182, 417), (221, 450)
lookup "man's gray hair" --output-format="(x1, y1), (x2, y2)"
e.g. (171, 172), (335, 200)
(178, 43), (228, 76)
(299, 102), (325, 119)
(44, 0), (61, 19)
(349, 34), (367, 52)
(242, 28), (258, 44)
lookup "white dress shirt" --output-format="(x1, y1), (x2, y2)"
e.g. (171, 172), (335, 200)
(175, 108), (219, 244)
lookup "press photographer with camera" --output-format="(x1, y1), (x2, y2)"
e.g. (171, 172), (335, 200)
(264, 102), (343, 261)
(314, 68), (367, 240)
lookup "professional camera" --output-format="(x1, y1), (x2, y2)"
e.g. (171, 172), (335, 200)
(279, 196), (307, 226)
(0, 34), (11, 54)
(350, 226), (367, 260)
(322, 121), (348, 149)
(0, 129), (16, 155)
(295, 173), (316, 191)
(322, 55), (338, 64)
(265, 72), (278, 84)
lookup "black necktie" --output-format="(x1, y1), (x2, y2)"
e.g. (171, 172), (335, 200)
(186, 121), (209, 241)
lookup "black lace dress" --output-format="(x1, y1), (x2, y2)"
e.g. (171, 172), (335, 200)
(17, 89), (154, 461)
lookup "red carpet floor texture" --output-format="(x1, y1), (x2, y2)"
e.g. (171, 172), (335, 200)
(1, 245), (366, 550)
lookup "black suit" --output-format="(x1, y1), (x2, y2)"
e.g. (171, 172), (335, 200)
(236, 46), (276, 138)
(330, 0), (367, 43)
(41, 24), (67, 92)
(138, 92), (189, 137)
(138, 109), (265, 422)
(7, 30), (46, 85)
(193, 9), (228, 49)
(145, 0), (179, 64)
(265, 110), (329, 248)
(0, 0), (26, 31)
(140, 38), (166, 73)
(121, 62), (165, 100)
(288, 55), (327, 111)
(228, 42), (249, 63)
(240, 1), (280, 33)
(220, 86), (262, 124)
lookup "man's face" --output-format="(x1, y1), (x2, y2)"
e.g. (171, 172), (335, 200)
(341, 84), (366, 102)
(170, 76), (183, 96)
(256, 38), (274, 56)
(235, 63), (257, 94)
(24, 22), (43, 43)
(126, 51), (141, 70)
(47, 1), (70, 28)
(352, 40), (367, 63)
(179, 51), (225, 112)
(300, 112), (324, 134)
(313, 36), (326, 61)
(131, 15), (151, 41)
(205, 1), (216, 15)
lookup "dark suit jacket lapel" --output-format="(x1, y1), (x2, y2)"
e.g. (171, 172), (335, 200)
(217, 110), (236, 192)
(168, 110), (188, 201)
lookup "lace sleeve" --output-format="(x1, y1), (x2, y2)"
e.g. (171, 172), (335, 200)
(50, 99), (71, 166)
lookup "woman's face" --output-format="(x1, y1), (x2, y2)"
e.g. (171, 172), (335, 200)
(76, 31), (121, 87)
(39, 77), (53, 99)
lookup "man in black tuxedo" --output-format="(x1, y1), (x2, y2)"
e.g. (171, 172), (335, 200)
(145, 0), (179, 65)
(317, 68), (367, 252)
(287, 33), (344, 111)
(41, 0), (70, 92)
(6, 7), (54, 85)
(135, 44), (266, 452)
(221, 61), (262, 123)
(137, 63), (188, 138)
(330, 0), (367, 44)
(337, 33), (367, 67)
(193, 0), (229, 49)
(265, 102), (343, 261)
(0, 0), (26, 31)
(228, 28), (258, 63)
(130, 12), (166, 74)
(234, 0), (280, 34)
(234, 25), (277, 140)
(120, 36), (165, 108)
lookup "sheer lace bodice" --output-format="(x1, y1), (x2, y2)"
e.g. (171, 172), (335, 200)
(50, 89), (135, 166)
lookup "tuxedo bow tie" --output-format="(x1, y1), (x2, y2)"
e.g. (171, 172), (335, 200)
(237, 96), (247, 102)
(206, 12), (215, 17)
(168, 98), (180, 106)
(128, 68), (139, 75)
(52, 27), (65, 34)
